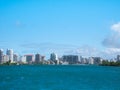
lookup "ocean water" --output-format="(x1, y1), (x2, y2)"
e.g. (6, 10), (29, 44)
(0, 65), (120, 90)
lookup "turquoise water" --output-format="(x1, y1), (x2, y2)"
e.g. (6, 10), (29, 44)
(0, 65), (120, 90)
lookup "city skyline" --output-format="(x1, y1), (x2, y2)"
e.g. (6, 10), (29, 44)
(0, 48), (112, 65)
(0, 0), (120, 59)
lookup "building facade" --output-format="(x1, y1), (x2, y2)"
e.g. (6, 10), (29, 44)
(25, 54), (34, 63)
(6, 49), (14, 62)
(13, 54), (19, 62)
(0, 49), (4, 64)
(117, 55), (120, 61)
(62, 55), (79, 64)
(92, 57), (102, 65)
(50, 53), (58, 61)
(35, 53), (41, 63)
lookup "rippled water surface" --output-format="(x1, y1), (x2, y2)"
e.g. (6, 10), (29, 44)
(0, 65), (120, 90)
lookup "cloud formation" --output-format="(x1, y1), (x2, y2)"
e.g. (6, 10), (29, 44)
(102, 22), (120, 48)
(64, 45), (99, 56)
(111, 22), (120, 32)
(21, 43), (105, 58)
(20, 43), (77, 57)
(20, 42), (119, 59)
(21, 21), (120, 59)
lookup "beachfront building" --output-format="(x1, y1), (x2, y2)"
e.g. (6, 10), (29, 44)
(117, 55), (120, 61)
(13, 54), (19, 62)
(50, 53), (59, 64)
(0, 49), (4, 64)
(3, 55), (9, 63)
(88, 57), (94, 64)
(19, 56), (27, 63)
(35, 53), (41, 63)
(25, 54), (34, 64)
(50, 53), (58, 61)
(62, 55), (79, 64)
(6, 49), (14, 63)
(92, 57), (102, 65)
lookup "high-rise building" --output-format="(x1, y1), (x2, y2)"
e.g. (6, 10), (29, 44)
(78, 56), (82, 63)
(35, 53), (41, 63)
(92, 57), (102, 65)
(3, 55), (9, 63)
(19, 56), (26, 63)
(25, 54), (34, 63)
(50, 53), (58, 61)
(88, 57), (94, 64)
(117, 55), (120, 61)
(0, 49), (4, 64)
(6, 49), (14, 62)
(81, 58), (88, 64)
(62, 55), (79, 64)
(41, 56), (45, 61)
(13, 54), (19, 62)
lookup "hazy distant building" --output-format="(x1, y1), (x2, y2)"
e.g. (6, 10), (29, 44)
(25, 54), (34, 63)
(13, 54), (19, 62)
(50, 53), (58, 61)
(41, 56), (45, 61)
(6, 49), (14, 62)
(19, 56), (26, 63)
(3, 55), (9, 63)
(50, 53), (59, 64)
(81, 57), (87, 64)
(78, 56), (82, 63)
(62, 55), (79, 64)
(92, 57), (102, 65)
(117, 55), (120, 61)
(35, 53), (41, 63)
(88, 57), (94, 64)
(0, 49), (4, 64)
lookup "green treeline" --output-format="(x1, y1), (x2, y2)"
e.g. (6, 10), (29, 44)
(101, 60), (120, 66)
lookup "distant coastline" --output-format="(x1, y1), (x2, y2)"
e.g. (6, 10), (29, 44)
(100, 61), (120, 66)
(1, 61), (120, 67)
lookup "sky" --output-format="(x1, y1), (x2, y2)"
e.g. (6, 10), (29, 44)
(0, 0), (120, 59)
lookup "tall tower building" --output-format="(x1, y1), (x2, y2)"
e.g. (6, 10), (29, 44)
(50, 53), (58, 61)
(117, 55), (120, 61)
(62, 55), (79, 64)
(6, 49), (14, 62)
(88, 57), (94, 64)
(3, 55), (9, 63)
(0, 49), (4, 64)
(25, 54), (34, 64)
(35, 53), (41, 63)
(13, 54), (19, 62)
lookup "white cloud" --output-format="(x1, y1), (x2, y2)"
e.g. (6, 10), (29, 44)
(101, 22), (120, 59)
(100, 48), (120, 59)
(61, 45), (100, 57)
(103, 48), (120, 54)
(64, 46), (120, 59)
(102, 34), (120, 48)
(20, 42), (77, 57)
(102, 22), (120, 48)
(111, 22), (120, 32)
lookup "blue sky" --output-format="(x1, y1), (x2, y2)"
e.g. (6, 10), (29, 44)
(0, 0), (120, 59)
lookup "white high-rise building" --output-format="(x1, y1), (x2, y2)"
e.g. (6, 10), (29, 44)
(19, 56), (26, 63)
(3, 55), (9, 63)
(88, 57), (94, 64)
(50, 53), (58, 61)
(50, 53), (59, 64)
(6, 49), (14, 63)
